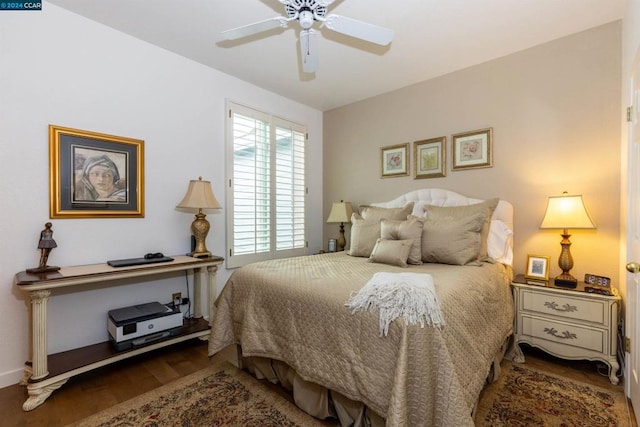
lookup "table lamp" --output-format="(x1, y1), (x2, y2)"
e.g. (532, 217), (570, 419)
(176, 177), (221, 258)
(326, 201), (353, 251)
(539, 192), (595, 287)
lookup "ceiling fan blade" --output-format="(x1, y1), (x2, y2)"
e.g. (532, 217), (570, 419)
(323, 14), (394, 46)
(221, 17), (288, 40)
(300, 29), (318, 73)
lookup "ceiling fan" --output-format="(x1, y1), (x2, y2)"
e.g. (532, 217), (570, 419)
(221, 0), (394, 73)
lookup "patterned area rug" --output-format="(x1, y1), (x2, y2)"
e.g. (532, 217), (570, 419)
(475, 362), (632, 426)
(72, 359), (632, 426)
(71, 362), (328, 427)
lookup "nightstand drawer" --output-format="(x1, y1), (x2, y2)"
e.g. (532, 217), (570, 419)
(521, 289), (606, 325)
(521, 314), (605, 353)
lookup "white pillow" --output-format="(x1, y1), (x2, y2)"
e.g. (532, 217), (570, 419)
(411, 202), (429, 217)
(487, 220), (513, 265)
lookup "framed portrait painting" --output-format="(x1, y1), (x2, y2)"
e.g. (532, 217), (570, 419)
(413, 137), (446, 179)
(380, 143), (409, 178)
(49, 125), (145, 218)
(452, 128), (493, 170)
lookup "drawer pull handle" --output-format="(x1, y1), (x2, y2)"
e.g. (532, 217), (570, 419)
(544, 301), (578, 313)
(544, 327), (577, 340)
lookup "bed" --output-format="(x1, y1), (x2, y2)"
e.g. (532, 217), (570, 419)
(209, 188), (515, 427)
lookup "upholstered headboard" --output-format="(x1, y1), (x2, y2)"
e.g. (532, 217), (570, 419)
(370, 188), (513, 230)
(369, 188), (514, 265)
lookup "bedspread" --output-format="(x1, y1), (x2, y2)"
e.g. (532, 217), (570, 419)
(209, 252), (513, 426)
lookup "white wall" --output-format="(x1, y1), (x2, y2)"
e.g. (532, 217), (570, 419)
(0, 4), (323, 388)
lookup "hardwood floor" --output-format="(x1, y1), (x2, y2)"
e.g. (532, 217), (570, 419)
(1, 340), (216, 427)
(0, 339), (636, 426)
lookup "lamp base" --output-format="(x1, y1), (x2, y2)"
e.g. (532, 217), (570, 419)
(337, 223), (346, 252)
(554, 274), (578, 288)
(190, 212), (212, 259)
(189, 251), (212, 259)
(554, 231), (577, 288)
(26, 265), (60, 274)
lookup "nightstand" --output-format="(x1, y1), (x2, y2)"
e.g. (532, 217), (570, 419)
(511, 274), (621, 384)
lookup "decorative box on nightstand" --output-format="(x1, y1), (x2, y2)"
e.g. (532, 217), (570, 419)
(511, 274), (621, 384)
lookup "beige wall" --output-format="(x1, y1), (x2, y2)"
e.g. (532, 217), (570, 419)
(324, 22), (622, 286)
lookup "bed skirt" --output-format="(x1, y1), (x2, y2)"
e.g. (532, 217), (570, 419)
(242, 354), (386, 427)
(235, 335), (511, 427)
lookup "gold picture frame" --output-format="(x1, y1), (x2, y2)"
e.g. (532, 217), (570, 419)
(414, 137), (446, 179)
(525, 254), (550, 281)
(380, 143), (409, 178)
(49, 125), (145, 218)
(452, 127), (493, 170)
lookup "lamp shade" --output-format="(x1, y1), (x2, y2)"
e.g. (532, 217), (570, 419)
(540, 193), (595, 230)
(176, 177), (221, 210)
(326, 201), (353, 223)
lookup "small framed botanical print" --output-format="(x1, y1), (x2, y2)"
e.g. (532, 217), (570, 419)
(380, 143), (409, 178)
(452, 128), (493, 170)
(414, 137), (446, 179)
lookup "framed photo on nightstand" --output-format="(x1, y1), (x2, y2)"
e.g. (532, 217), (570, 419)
(525, 255), (550, 281)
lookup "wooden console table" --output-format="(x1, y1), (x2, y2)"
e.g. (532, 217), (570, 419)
(14, 255), (224, 411)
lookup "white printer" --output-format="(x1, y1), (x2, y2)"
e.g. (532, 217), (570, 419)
(108, 301), (183, 351)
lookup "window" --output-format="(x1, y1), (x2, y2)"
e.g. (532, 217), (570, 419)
(226, 102), (307, 268)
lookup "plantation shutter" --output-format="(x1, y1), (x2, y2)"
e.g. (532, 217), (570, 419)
(226, 102), (307, 268)
(274, 119), (306, 251)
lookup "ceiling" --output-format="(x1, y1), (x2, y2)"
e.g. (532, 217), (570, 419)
(47, 0), (626, 111)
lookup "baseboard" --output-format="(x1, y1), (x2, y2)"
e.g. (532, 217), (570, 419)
(0, 367), (25, 389)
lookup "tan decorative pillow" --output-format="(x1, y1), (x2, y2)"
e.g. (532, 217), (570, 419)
(360, 202), (415, 222)
(421, 212), (486, 265)
(369, 238), (413, 267)
(424, 198), (499, 262)
(348, 213), (380, 257)
(380, 217), (423, 265)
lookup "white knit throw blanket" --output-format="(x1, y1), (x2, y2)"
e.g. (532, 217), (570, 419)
(345, 272), (445, 337)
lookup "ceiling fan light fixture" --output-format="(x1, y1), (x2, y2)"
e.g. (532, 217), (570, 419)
(299, 10), (314, 29)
